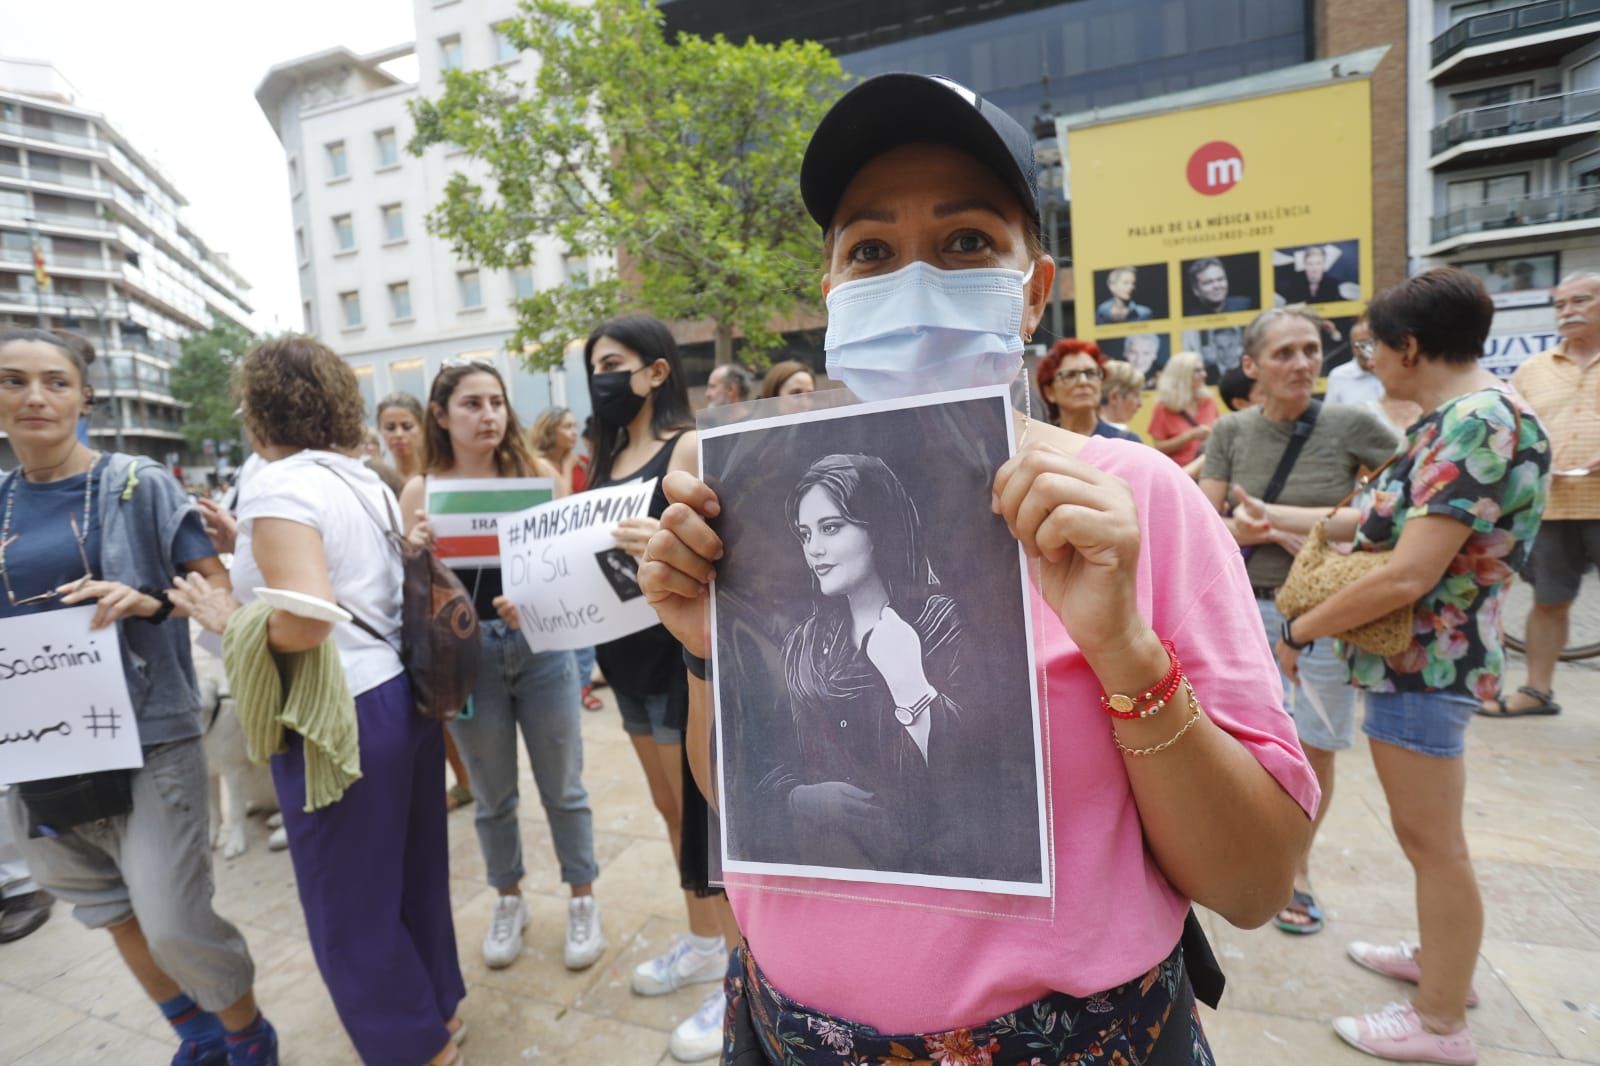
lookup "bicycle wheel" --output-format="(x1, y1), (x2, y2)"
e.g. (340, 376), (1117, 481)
(1501, 569), (1600, 662)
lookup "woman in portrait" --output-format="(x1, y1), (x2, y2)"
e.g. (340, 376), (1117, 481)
(768, 453), (982, 877)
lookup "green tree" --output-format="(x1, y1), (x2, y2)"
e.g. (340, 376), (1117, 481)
(172, 315), (255, 454)
(409, 0), (848, 368)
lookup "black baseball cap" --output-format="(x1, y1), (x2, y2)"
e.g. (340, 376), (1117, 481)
(800, 73), (1040, 232)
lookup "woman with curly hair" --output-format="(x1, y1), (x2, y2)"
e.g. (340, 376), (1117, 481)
(175, 336), (465, 1065)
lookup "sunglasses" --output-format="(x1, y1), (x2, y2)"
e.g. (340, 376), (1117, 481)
(0, 514), (93, 607)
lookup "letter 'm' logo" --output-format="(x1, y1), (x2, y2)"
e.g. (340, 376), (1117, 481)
(1186, 141), (1243, 196)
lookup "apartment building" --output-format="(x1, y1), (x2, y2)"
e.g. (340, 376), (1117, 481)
(0, 58), (255, 467)
(255, 0), (592, 425)
(1409, 0), (1600, 357)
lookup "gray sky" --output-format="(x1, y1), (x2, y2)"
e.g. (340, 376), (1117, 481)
(6, 0), (417, 333)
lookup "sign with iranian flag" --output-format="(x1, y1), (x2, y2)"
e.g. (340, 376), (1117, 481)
(425, 477), (554, 568)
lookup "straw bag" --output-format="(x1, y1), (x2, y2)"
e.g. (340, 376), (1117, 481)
(1275, 455), (1413, 657)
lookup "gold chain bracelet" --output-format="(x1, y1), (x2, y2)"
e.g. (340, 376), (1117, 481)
(1112, 682), (1203, 757)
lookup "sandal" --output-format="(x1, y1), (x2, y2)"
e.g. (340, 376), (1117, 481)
(1476, 685), (1561, 718)
(446, 784), (474, 812)
(1274, 888), (1324, 935)
(581, 686), (603, 712)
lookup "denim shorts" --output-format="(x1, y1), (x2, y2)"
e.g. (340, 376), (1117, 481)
(615, 688), (685, 746)
(1362, 690), (1479, 758)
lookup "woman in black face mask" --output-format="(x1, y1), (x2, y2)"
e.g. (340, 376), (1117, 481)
(583, 313), (740, 1057)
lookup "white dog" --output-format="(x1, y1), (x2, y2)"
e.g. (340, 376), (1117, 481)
(192, 625), (284, 858)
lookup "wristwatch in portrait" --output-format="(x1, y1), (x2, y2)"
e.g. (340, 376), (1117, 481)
(894, 690), (936, 726)
(1280, 617), (1314, 652)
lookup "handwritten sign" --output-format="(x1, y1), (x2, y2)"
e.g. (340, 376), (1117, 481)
(499, 480), (660, 652)
(0, 606), (143, 785)
(426, 476), (554, 567)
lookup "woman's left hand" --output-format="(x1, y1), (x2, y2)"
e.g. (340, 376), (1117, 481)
(613, 516), (661, 560)
(57, 579), (160, 630)
(862, 606), (932, 707)
(492, 595), (520, 630)
(993, 441), (1145, 657)
(167, 572), (239, 635)
(1274, 640), (1303, 686)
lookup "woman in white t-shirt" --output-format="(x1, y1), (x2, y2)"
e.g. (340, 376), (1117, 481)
(175, 337), (465, 1066)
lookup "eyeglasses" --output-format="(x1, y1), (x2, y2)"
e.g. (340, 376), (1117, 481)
(0, 514), (93, 608)
(1054, 368), (1105, 384)
(1353, 340), (1376, 359)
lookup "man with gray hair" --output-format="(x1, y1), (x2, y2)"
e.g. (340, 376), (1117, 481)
(704, 363), (753, 407)
(1486, 271), (1600, 717)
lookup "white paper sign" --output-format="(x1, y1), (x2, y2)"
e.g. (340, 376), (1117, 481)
(498, 479), (660, 652)
(0, 606), (144, 785)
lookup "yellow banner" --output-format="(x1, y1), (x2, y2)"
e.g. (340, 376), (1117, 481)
(1067, 79), (1373, 386)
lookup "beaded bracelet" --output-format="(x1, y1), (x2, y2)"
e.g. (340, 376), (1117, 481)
(1113, 682), (1203, 757)
(1101, 639), (1182, 720)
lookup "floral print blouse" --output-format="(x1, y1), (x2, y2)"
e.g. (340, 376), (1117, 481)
(1347, 388), (1550, 697)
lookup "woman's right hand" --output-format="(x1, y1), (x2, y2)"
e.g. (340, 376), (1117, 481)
(168, 572), (240, 635)
(196, 497), (238, 555)
(638, 471), (721, 659)
(407, 509), (436, 550)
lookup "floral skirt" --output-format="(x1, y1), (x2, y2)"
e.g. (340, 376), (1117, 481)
(724, 942), (1215, 1065)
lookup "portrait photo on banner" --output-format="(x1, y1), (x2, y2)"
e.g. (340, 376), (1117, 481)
(1092, 263), (1169, 325)
(1272, 239), (1361, 306)
(1180, 325), (1246, 384)
(1180, 252), (1260, 318)
(699, 387), (1048, 895)
(1098, 332), (1169, 385)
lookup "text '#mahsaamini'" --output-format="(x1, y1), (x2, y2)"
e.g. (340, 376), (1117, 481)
(0, 641), (106, 682)
(502, 487), (650, 547)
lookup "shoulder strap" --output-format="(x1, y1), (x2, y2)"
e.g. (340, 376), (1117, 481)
(313, 459), (403, 542)
(1261, 400), (1321, 505)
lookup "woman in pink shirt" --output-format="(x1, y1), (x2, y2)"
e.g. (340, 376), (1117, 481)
(639, 74), (1318, 1063)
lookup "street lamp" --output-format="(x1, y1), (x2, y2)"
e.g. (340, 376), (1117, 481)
(1032, 89), (1065, 343)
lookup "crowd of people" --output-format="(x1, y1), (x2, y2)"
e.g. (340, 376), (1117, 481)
(0, 70), (1584, 1066)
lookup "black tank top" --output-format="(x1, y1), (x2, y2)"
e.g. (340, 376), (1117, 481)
(590, 432), (687, 698)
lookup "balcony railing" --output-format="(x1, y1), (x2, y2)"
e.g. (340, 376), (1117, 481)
(1432, 185), (1600, 242)
(0, 120), (98, 150)
(0, 202), (113, 232)
(0, 247), (112, 271)
(1433, 0), (1600, 66)
(1432, 86), (1600, 153)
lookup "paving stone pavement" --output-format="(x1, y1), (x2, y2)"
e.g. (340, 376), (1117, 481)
(2, 657), (1596, 1065)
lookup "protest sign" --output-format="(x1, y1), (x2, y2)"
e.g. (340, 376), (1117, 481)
(498, 479), (660, 652)
(426, 477), (554, 567)
(0, 606), (143, 785)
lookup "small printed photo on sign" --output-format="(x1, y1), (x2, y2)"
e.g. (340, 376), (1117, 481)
(1180, 252), (1260, 317)
(1273, 240), (1361, 306)
(1317, 314), (1360, 376)
(1180, 325), (1246, 384)
(1456, 253), (1559, 309)
(1092, 263), (1169, 324)
(700, 386), (1048, 896)
(1098, 332), (1169, 386)
(593, 547), (644, 602)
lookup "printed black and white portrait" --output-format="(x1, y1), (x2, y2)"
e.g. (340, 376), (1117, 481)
(701, 388), (1047, 895)
(1181, 325), (1247, 383)
(592, 547), (644, 602)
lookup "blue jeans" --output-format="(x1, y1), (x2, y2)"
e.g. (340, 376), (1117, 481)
(1256, 597), (1359, 752)
(1363, 690), (1478, 758)
(575, 645), (597, 685)
(448, 623), (598, 888)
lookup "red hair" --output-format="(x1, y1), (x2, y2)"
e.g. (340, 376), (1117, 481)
(1036, 339), (1107, 423)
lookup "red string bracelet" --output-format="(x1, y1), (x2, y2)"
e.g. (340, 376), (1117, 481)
(1101, 639), (1184, 720)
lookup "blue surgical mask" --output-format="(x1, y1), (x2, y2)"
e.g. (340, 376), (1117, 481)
(824, 261), (1033, 402)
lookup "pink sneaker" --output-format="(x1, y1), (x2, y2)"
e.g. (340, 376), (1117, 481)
(1348, 941), (1479, 1008)
(1333, 1002), (1477, 1064)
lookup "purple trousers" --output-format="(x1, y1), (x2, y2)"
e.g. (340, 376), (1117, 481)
(272, 673), (465, 1065)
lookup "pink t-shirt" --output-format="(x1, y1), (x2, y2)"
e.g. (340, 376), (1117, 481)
(726, 434), (1319, 1033)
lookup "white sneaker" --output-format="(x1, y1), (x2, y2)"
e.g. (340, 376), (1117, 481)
(564, 895), (606, 970)
(631, 934), (727, 996)
(669, 988), (725, 1062)
(482, 894), (527, 969)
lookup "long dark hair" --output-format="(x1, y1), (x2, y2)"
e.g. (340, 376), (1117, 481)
(583, 313), (693, 485)
(784, 454), (936, 616)
(422, 361), (539, 476)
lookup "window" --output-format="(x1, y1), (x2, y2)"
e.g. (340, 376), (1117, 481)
(352, 364), (376, 417)
(340, 290), (363, 328)
(388, 281), (413, 320)
(1450, 81), (1533, 114)
(457, 269), (483, 309)
(1449, 0), (1525, 26)
(1575, 56), (1600, 94)
(1447, 172), (1530, 210)
(492, 21), (520, 63)
(302, 300), (314, 333)
(562, 254), (588, 288)
(511, 266), (535, 300)
(381, 203), (405, 243)
(375, 128), (400, 169)
(326, 141), (348, 180)
(440, 34), (464, 72)
(294, 227), (306, 263)
(288, 156), (300, 192)
(332, 214), (355, 252)
(389, 358), (425, 398)
(1573, 151), (1600, 189)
